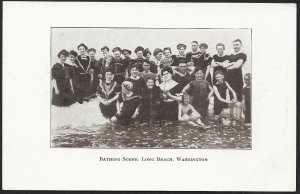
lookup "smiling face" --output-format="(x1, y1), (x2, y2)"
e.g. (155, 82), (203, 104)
(194, 70), (204, 81)
(59, 54), (68, 64)
(130, 67), (139, 77)
(191, 42), (198, 52)
(88, 51), (95, 60)
(164, 49), (171, 58)
(113, 50), (121, 59)
(178, 47), (186, 55)
(215, 73), (224, 83)
(233, 41), (242, 53)
(69, 55), (76, 63)
(216, 45), (224, 56)
(146, 79), (155, 89)
(136, 51), (143, 59)
(78, 46), (86, 55)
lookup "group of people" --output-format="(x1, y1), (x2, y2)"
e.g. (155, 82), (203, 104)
(51, 39), (251, 127)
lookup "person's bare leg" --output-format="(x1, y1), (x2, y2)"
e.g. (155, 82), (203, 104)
(235, 101), (242, 125)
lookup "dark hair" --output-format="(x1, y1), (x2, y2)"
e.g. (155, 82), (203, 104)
(57, 49), (69, 58)
(177, 44), (186, 50)
(153, 48), (163, 56)
(216, 43), (225, 49)
(128, 63), (139, 72)
(101, 46), (109, 52)
(199, 43), (208, 49)
(77, 43), (88, 50)
(244, 73), (251, 79)
(181, 93), (191, 103)
(87, 48), (96, 53)
(163, 47), (172, 53)
(104, 68), (114, 75)
(233, 39), (242, 44)
(122, 49), (132, 55)
(69, 50), (78, 57)
(214, 70), (224, 77)
(112, 47), (122, 53)
(145, 77), (156, 84)
(161, 66), (173, 76)
(143, 48), (151, 57)
(191, 41), (198, 45)
(193, 67), (204, 74)
(135, 46), (144, 53)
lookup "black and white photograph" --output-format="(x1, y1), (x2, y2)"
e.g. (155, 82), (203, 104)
(51, 28), (252, 149)
(3, 2), (296, 191)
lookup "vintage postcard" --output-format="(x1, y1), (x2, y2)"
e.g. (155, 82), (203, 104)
(3, 2), (296, 191)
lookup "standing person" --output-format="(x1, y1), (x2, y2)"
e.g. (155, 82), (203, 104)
(133, 46), (145, 72)
(51, 49), (75, 107)
(172, 44), (188, 67)
(125, 63), (146, 96)
(99, 56), (114, 79)
(97, 69), (120, 119)
(139, 61), (157, 82)
(152, 48), (163, 74)
(178, 93), (206, 127)
(112, 47), (127, 85)
(143, 48), (157, 74)
(242, 73), (251, 126)
(111, 81), (141, 125)
(223, 39), (247, 125)
(198, 43), (212, 82)
(172, 61), (191, 91)
(139, 77), (161, 124)
(161, 47), (174, 68)
(122, 49), (133, 78)
(68, 50), (79, 95)
(75, 43), (93, 103)
(186, 41), (202, 69)
(182, 68), (214, 119)
(213, 70), (237, 126)
(159, 66), (182, 122)
(209, 43), (229, 85)
(87, 48), (100, 95)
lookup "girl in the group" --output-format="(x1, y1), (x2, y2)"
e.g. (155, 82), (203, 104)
(139, 61), (157, 82)
(111, 81), (140, 125)
(213, 70), (237, 126)
(99, 55), (114, 79)
(242, 73), (251, 126)
(178, 93), (206, 128)
(182, 68), (214, 119)
(139, 77), (161, 124)
(159, 66), (182, 121)
(51, 49), (75, 107)
(161, 47), (174, 68)
(87, 48), (100, 95)
(112, 47), (127, 85)
(75, 43), (93, 103)
(125, 63), (146, 96)
(96, 69), (120, 119)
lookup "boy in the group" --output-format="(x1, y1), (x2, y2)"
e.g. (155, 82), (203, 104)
(242, 73), (251, 126)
